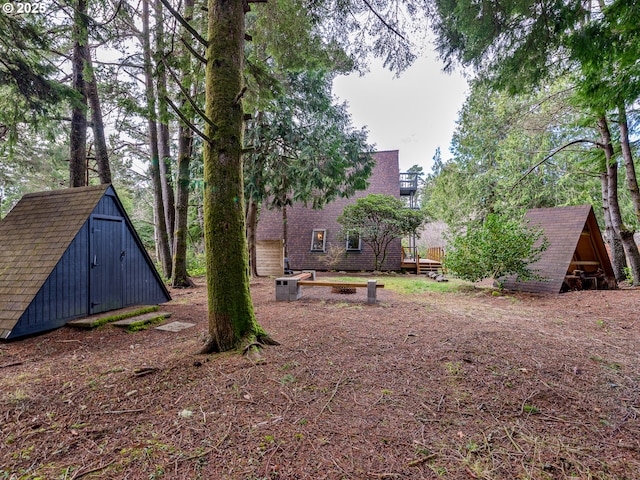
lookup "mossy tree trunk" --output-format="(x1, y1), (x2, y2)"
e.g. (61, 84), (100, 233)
(600, 171), (627, 282)
(598, 116), (640, 285)
(69, 0), (88, 187)
(142, 0), (172, 279)
(86, 50), (111, 185)
(618, 106), (640, 224)
(172, 123), (193, 287)
(246, 198), (259, 277)
(201, 0), (275, 353)
(154, 0), (176, 250)
(171, 0), (195, 288)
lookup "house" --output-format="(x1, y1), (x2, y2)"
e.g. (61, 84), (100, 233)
(256, 150), (416, 272)
(501, 205), (616, 293)
(0, 185), (170, 339)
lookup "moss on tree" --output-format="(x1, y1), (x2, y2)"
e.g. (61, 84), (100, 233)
(200, 0), (276, 353)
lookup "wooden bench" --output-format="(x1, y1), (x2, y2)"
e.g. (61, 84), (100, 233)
(299, 280), (384, 304)
(288, 272), (314, 281)
(275, 273), (384, 304)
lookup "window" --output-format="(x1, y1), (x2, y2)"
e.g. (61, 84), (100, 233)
(346, 232), (361, 251)
(311, 229), (326, 252)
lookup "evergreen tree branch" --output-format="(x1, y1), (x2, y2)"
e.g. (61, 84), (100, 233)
(165, 96), (213, 144)
(158, 0), (207, 47)
(180, 37), (207, 64)
(94, 1), (123, 27)
(360, 0), (407, 42)
(161, 57), (214, 128)
(511, 139), (604, 191)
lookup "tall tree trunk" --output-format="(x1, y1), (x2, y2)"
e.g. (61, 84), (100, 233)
(171, 0), (196, 288)
(618, 105), (640, 224)
(598, 116), (640, 285)
(246, 198), (259, 276)
(201, 0), (274, 353)
(69, 0), (88, 187)
(142, 0), (172, 278)
(86, 50), (111, 184)
(246, 118), (264, 278)
(155, 0), (176, 248)
(197, 201), (204, 240)
(282, 204), (288, 258)
(600, 171), (626, 282)
(172, 127), (193, 286)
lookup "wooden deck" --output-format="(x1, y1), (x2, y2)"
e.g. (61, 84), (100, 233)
(401, 247), (444, 274)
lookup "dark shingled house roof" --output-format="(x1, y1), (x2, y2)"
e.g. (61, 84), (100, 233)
(0, 185), (170, 339)
(501, 205), (616, 294)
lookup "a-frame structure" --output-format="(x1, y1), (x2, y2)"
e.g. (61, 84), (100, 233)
(502, 205), (616, 294)
(0, 185), (170, 339)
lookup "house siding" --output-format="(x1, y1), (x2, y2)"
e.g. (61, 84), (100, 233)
(256, 150), (402, 271)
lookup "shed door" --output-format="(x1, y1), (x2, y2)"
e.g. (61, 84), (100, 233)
(90, 217), (123, 314)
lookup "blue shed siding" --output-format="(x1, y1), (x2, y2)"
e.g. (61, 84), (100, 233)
(121, 225), (167, 306)
(10, 223), (90, 337)
(93, 188), (168, 307)
(6, 186), (170, 339)
(93, 192), (120, 216)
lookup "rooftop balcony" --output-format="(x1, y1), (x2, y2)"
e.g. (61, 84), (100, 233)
(399, 172), (419, 196)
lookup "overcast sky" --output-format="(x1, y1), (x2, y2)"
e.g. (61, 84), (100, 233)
(333, 55), (469, 174)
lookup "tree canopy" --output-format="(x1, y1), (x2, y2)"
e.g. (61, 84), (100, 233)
(427, 0), (640, 284)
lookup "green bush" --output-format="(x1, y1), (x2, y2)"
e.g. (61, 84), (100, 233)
(187, 250), (207, 277)
(444, 214), (548, 286)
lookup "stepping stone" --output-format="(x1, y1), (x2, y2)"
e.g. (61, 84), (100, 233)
(66, 305), (160, 329)
(155, 321), (196, 332)
(112, 311), (172, 328)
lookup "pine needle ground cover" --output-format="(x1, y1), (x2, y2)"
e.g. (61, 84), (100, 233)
(1, 276), (638, 479)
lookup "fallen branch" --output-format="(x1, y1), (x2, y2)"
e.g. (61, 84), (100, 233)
(70, 460), (115, 480)
(133, 367), (158, 377)
(87, 409), (146, 415)
(174, 424), (231, 465)
(519, 389), (539, 415)
(465, 465), (479, 478)
(316, 370), (345, 418)
(503, 425), (524, 454)
(0, 361), (23, 369)
(407, 453), (437, 467)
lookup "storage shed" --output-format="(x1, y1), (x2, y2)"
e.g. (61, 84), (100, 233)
(0, 185), (171, 339)
(502, 205), (616, 294)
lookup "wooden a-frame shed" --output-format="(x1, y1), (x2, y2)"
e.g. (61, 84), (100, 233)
(0, 185), (170, 339)
(502, 205), (616, 294)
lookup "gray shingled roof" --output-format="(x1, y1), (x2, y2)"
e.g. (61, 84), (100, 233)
(0, 185), (109, 336)
(502, 205), (615, 294)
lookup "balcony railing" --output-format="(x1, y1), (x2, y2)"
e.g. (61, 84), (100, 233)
(399, 172), (418, 195)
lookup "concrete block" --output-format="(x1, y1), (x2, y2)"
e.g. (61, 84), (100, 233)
(275, 278), (290, 301)
(367, 280), (377, 304)
(275, 277), (301, 301)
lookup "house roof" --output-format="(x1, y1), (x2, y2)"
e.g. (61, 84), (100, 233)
(0, 185), (109, 334)
(502, 205), (615, 294)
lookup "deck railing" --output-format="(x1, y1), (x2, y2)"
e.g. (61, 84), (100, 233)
(426, 246), (445, 263)
(401, 246), (418, 262)
(399, 173), (419, 194)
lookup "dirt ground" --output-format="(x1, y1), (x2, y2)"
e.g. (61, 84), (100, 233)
(1, 275), (639, 480)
